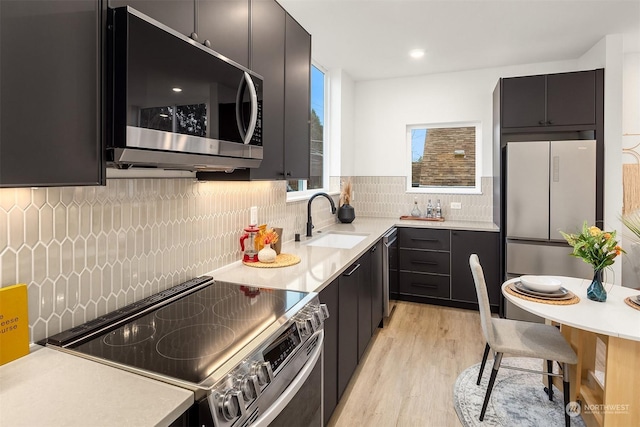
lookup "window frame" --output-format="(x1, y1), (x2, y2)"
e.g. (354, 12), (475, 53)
(287, 61), (332, 202)
(406, 121), (483, 195)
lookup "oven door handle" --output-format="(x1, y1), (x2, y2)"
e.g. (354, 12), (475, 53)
(251, 330), (324, 427)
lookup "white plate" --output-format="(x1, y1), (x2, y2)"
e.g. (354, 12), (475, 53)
(519, 275), (562, 293)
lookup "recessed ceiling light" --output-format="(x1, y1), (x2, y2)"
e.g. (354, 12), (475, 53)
(172, 87), (182, 92)
(409, 49), (425, 59)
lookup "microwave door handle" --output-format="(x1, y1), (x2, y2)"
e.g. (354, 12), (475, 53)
(244, 72), (258, 145)
(235, 72), (258, 145)
(235, 75), (247, 142)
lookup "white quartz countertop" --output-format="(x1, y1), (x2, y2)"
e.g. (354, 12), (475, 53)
(1, 216), (496, 425)
(0, 346), (194, 427)
(211, 217), (498, 293)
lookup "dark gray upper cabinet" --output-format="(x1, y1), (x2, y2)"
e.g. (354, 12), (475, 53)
(196, 0), (311, 181)
(197, 0), (250, 68)
(501, 70), (596, 129)
(546, 71), (596, 127)
(0, 0), (105, 187)
(501, 75), (546, 128)
(245, 0), (286, 179)
(109, 0), (249, 67)
(108, 0), (195, 37)
(283, 13), (311, 180)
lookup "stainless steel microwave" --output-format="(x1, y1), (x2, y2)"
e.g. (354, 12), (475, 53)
(106, 6), (263, 172)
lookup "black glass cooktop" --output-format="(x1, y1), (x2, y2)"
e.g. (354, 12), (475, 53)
(69, 281), (307, 384)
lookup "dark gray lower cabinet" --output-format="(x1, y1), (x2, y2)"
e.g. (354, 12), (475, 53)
(357, 251), (372, 361)
(398, 227), (500, 311)
(337, 261), (359, 399)
(322, 239), (384, 425)
(318, 278), (338, 426)
(370, 240), (383, 332)
(450, 230), (500, 308)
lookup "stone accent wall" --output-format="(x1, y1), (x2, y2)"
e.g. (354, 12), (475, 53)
(418, 127), (475, 187)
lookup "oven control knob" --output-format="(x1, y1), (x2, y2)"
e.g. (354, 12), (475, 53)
(297, 317), (314, 336)
(252, 361), (274, 386)
(310, 310), (323, 328)
(219, 389), (244, 421)
(239, 374), (260, 401)
(318, 303), (330, 321)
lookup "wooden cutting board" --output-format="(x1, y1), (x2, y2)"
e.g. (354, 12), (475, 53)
(0, 284), (30, 365)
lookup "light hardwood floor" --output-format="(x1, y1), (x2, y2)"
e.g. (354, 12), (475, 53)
(328, 301), (486, 427)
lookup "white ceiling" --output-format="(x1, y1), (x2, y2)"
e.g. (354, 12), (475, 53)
(278, 0), (640, 81)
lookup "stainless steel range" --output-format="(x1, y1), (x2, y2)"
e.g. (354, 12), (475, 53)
(45, 277), (327, 427)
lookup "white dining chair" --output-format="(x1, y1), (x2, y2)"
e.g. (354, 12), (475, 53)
(469, 254), (578, 427)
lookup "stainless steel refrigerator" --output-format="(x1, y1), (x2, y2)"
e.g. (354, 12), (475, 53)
(505, 140), (596, 321)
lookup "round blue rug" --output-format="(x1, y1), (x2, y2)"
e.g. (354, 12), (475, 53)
(454, 357), (586, 427)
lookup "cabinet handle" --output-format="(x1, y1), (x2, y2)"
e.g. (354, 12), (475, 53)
(203, 39), (211, 48)
(371, 246), (377, 253)
(538, 120), (545, 125)
(190, 32), (199, 41)
(411, 260), (437, 266)
(547, 120), (554, 125)
(411, 283), (438, 289)
(411, 238), (438, 242)
(343, 263), (361, 277)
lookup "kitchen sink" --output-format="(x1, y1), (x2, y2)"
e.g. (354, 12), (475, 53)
(305, 232), (369, 249)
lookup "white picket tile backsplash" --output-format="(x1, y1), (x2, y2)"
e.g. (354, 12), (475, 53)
(348, 176), (493, 222)
(0, 175), (491, 343)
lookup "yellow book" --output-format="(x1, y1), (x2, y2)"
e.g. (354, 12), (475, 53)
(0, 284), (30, 365)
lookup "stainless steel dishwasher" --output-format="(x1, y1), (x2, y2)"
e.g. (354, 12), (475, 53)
(383, 227), (398, 320)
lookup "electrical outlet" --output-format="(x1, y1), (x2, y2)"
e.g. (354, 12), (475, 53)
(451, 202), (462, 210)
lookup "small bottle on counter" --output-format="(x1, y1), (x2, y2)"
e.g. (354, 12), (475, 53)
(435, 199), (442, 219)
(411, 197), (421, 217)
(426, 199), (433, 218)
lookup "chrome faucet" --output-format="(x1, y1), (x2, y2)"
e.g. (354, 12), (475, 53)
(306, 192), (337, 237)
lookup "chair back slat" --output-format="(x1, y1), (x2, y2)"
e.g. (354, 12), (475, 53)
(469, 254), (496, 346)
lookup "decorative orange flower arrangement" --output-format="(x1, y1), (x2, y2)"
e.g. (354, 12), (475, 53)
(560, 222), (624, 271)
(255, 227), (279, 251)
(261, 228), (279, 246)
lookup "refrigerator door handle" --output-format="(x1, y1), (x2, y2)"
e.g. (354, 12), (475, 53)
(552, 156), (560, 182)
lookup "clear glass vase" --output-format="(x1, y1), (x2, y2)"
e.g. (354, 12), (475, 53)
(587, 269), (607, 302)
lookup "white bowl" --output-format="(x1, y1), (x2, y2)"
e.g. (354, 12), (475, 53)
(519, 275), (562, 293)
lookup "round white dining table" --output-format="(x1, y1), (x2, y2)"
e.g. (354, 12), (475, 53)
(502, 276), (640, 427)
(502, 276), (640, 341)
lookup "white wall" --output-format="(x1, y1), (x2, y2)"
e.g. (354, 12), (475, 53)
(350, 59), (588, 177)
(578, 35), (626, 281)
(621, 52), (640, 286)
(328, 69), (356, 176)
(345, 37), (632, 283)
(622, 52), (640, 156)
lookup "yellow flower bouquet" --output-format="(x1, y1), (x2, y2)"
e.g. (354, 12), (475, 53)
(560, 222), (624, 271)
(560, 222), (624, 301)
